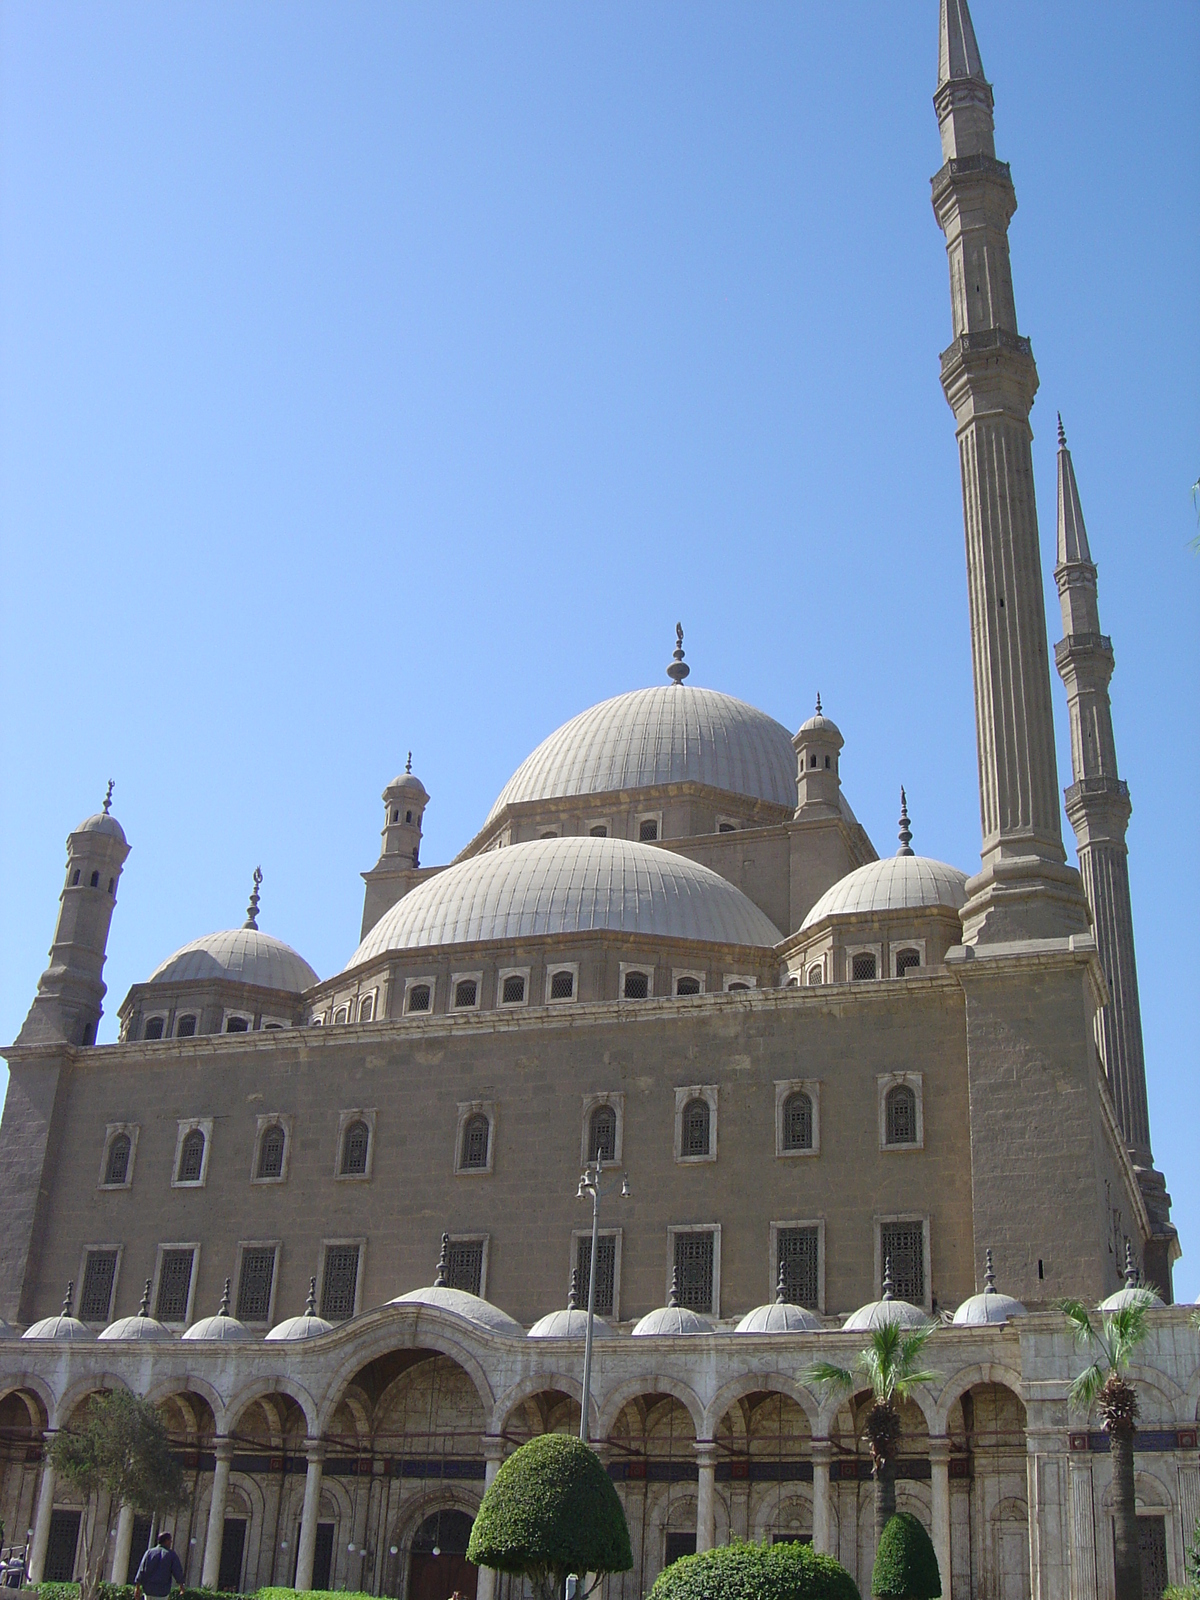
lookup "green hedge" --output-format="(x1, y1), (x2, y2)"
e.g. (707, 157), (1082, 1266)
(871, 1513), (941, 1600)
(646, 1537), (860, 1600)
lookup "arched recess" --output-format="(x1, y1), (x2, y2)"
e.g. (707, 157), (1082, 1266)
(388, 1489), (483, 1600)
(226, 1376), (319, 1438)
(750, 1487), (814, 1544)
(493, 1373), (589, 1437)
(715, 1388), (814, 1546)
(0, 1378), (53, 1433)
(145, 1376), (227, 1435)
(931, 1362), (1025, 1435)
(704, 1374), (821, 1439)
(52, 1373), (133, 1431)
(499, 1386), (583, 1444)
(315, 1318), (496, 1436)
(0, 1385), (52, 1570)
(605, 1392), (700, 1600)
(597, 1376), (705, 1440)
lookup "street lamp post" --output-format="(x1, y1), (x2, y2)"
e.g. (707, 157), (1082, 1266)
(575, 1161), (630, 1444)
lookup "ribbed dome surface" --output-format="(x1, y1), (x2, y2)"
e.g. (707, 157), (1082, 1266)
(735, 1301), (823, 1334)
(149, 928), (318, 993)
(392, 1286), (525, 1337)
(348, 836), (782, 968)
(486, 687), (798, 823)
(800, 855), (968, 932)
(78, 812), (128, 842)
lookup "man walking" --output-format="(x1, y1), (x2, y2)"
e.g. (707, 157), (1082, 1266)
(133, 1532), (185, 1598)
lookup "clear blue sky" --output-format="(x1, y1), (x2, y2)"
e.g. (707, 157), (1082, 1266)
(2, 3), (1197, 1299)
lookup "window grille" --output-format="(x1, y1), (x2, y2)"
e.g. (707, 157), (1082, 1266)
(446, 1238), (484, 1297)
(676, 976), (701, 996)
(236, 1247), (276, 1321)
(782, 1091), (814, 1151)
(155, 1249), (195, 1321)
(673, 1232), (715, 1313)
(340, 1119), (370, 1175)
(550, 969), (574, 1000)
(225, 1016), (250, 1033)
(880, 1222), (925, 1304)
(502, 974), (526, 1004)
(143, 1017), (164, 1041)
(896, 948), (921, 977)
(257, 1125), (285, 1179)
(623, 970), (649, 1000)
(460, 1113), (490, 1170)
(576, 1234), (617, 1317)
(104, 1134), (131, 1186)
(177, 1129), (205, 1183)
(777, 1227), (819, 1309)
(175, 1014), (197, 1037)
(589, 825), (607, 837)
(638, 818), (659, 841)
(588, 1105), (617, 1164)
(1132, 1518), (1169, 1600)
(454, 979), (478, 1009)
(44, 1511), (81, 1583)
(80, 1250), (118, 1321)
(682, 1097), (711, 1157)
(885, 1085), (917, 1145)
(320, 1245), (360, 1320)
(851, 952), (877, 981)
(806, 964), (823, 986)
(332, 1007), (349, 1026)
(407, 984), (431, 1013)
(359, 994), (374, 1022)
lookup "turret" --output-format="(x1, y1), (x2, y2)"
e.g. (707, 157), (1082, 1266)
(792, 696), (844, 817)
(360, 754), (432, 939)
(16, 783), (131, 1047)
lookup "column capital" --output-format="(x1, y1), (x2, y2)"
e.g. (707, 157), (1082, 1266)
(928, 1436), (952, 1465)
(692, 1441), (718, 1468)
(213, 1438), (236, 1463)
(809, 1438), (834, 1464)
(304, 1438), (326, 1464)
(481, 1435), (507, 1464)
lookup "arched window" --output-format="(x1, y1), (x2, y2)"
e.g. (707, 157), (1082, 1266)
(638, 818), (659, 841)
(501, 973), (526, 1004)
(806, 963), (824, 986)
(175, 1014), (197, 1038)
(104, 1133), (131, 1186)
(852, 952), (877, 981)
(549, 969), (574, 1001)
(589, 825), (607, 837)
(332, 1006), (349, 1026)
(90, 870), (100, 888)
(588, 1104), (617, 1164)
(460, 1113), (490, 1171)
(71, 869), (81, 886)
(540, 830), (559, 841)
(454, 978), (478, 1009)
(896, 948), (921, 978)
(727, 981), (751, 992)
(143, 1017), (164, 1041)
(406, 984), (431, 1014)
(623, 970), (649, 1000)
(340, 1119), (370, 1176)
(177, 1129), (205, 1183)
(257, 1124), (286, 1179)
(782, 1091), (814, 1152)
(676, 975), (701, 996)
(682, 1097), (711, 1158)
(358, 994), (374, 1022)
(225, 1015), (250, 1032)
(885, 1085), (917, 1146)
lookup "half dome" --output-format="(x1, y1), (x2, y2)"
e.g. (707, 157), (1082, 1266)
(800, 854), (968, 933)
(348, 835), (782, 968)
(149, 928), (318, 993)
(486, 686), (798, 824)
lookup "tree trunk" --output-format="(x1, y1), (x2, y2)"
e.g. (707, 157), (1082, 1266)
(1110, 1428), (1141, 1600)
(874, 1460), (897, 1552)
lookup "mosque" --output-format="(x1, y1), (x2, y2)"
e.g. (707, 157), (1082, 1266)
(0, 5), (1194, 1600)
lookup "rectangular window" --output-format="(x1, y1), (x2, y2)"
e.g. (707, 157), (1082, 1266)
(880, 1222), (925, 1305)
(777, 1227), (819, 1310)
(236, 1247), (277, 1321)
(320, 1245), (361, 1320)
(155, 1249), (195, 1321)
(576, 1235), (617, 1318)
(446, 1238), (485, 1297)
(80, 1250), (118, 1321)
(45, 1511), (82, 1583)
(674, 1231), (715, 1314)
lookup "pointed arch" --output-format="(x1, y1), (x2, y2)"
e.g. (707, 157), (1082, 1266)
(314, 1312), (495, 1434)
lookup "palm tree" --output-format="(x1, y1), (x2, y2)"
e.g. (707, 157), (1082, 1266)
(805, 1318), (939, 1550)
(1059, 1286), (1160, 1600)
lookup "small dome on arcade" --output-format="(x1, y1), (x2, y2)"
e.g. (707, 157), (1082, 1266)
(1098, 1244), (1162, 1314)
(23, 1284), (95, 1342)
(736, 1264), (823, 1333)
(952, 1250), (1028, 1326)
(800, 791), (967, 932)
(632, 1271), (713, 1336)
(528, 1271), (614, 1340)
(265, 1278), (334, 1342)
(98, 1280), (173, 1342)
(392, 1236), (525, 1338)
(77, 781), (127, 844)
(183, 1279), (255, 1342)
(842, 1260), (930, 1332)
(149, 870), (318, 993)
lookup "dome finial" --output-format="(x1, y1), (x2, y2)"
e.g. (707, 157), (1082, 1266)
(406, 751), (412, 775)
(667, 623), (690, 686)
(139, 1279), (152, 1318)
(1057, 411), (1067, 448)
(244, 866), (263, 930)
(434, 1233), (451, 1288)
(219, 1278), (232, 1317)
(1123, 1240), (1138, 1290)
(775, 1258), (789, 1305)
(898, 788), (914, 856)
(881, 1257), (895, 1301)
(567, 1269), (579, 1311)
(815, 692), (822, 715)
(305, 1277), (317, 1316)
(984, 1248), (997, 1294)
(62, 1282), (74, 1318)
(667, 1266), (681, 1308)
(103, 780), (114, 815)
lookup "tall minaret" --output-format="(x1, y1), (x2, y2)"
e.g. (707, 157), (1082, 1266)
(931, 0), (1090, 944)
(1053, 420), (1176, 1294)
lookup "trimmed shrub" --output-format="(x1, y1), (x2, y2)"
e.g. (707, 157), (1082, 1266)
(871, 1513), (941, 1600)
(468, 1433), (632, 1600)
(647, 1537), (859, 1600)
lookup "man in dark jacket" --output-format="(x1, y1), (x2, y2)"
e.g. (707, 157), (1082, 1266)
(133, 1532), (185, 1597)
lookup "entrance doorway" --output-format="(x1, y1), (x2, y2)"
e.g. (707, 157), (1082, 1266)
(407, 1510), (478, 1600)
(218, 1519), (247, 1592)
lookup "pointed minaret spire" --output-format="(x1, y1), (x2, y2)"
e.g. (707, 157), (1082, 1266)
(1057, 419), (1094, 570)
(666, 623), (690, 686)
(937, 0), (986, 88)
(897, 788), (914, 856)
(243, 866), (263, 930)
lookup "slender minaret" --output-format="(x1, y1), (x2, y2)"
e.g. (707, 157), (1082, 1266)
(1053, 420), (1176, 1293)
(931, 0), (1090, 944)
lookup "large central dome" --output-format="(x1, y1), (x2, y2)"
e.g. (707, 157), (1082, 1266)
(485, 686), (798, 824)
(347, 834), (783, 968)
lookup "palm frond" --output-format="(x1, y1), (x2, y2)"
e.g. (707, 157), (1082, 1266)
(803, 1360), (854, 1394)
(1104, 1292), (1158, 1370)
(1057, 1298), (1098, 1347)
(1068, 1361), (1106, 1413)
(893, 1368), (941, 1398)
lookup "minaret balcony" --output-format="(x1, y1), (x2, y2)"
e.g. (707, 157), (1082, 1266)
(1054, 632), (1112, 666)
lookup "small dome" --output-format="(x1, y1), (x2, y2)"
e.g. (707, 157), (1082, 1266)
(800, 854), (968, 932)
(1099, 1246), (1161, 1313)
(149, 927), (318, 993)
(736, 1271), (822, 1333)
(23, 1287), (93, 1342)
(632, 1273), (713, 1336)
(843, 1265), (929, 1332)
(528, 1274), (614, 1339)
(386, 771), (429, 800)
(952, 1252), (1027, 1326)
(349, 834), (782, 968)
(78, 812), (128, 843)
(98, 1282), (172, 1342)
(392, 1285), (525, 1337)
(796, 695), (843, 746)
(265, 1279), (334, 1341)
(182, 1280), (255, 1342)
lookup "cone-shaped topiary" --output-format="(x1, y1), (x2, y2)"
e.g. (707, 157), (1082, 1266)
(647, 1536), (859, 1600)
(871, 1512), (941, 1599)
(467, 1433), (632, 1600)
